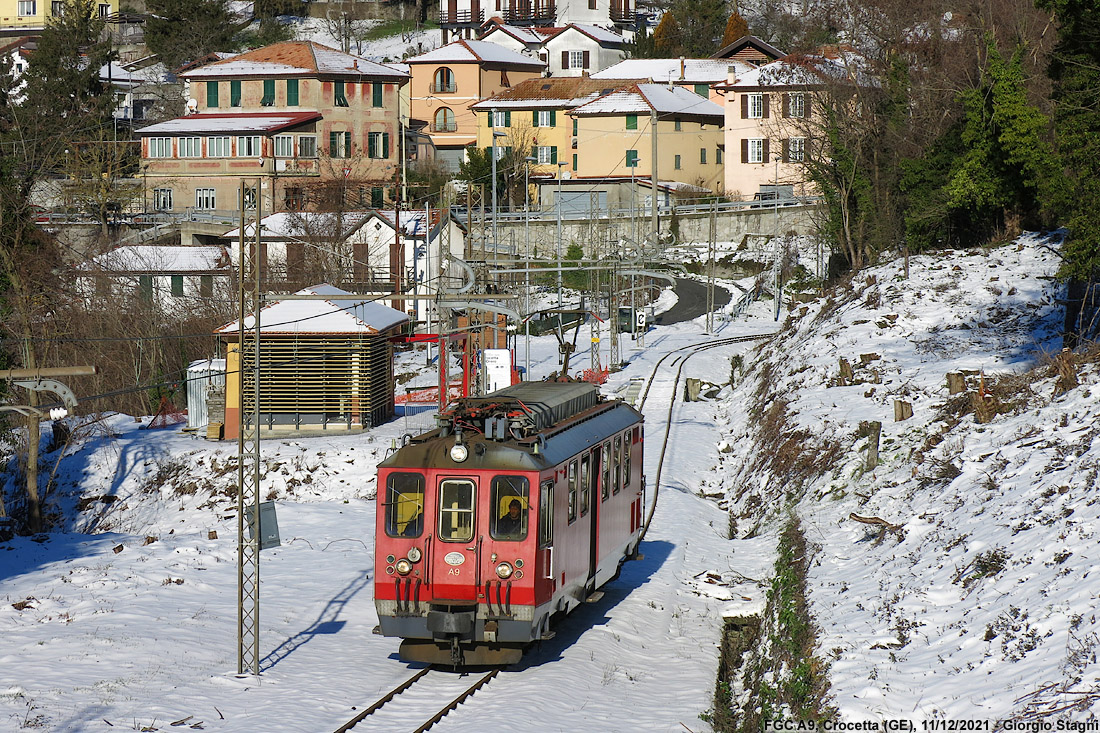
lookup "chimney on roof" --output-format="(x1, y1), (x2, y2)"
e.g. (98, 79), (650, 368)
(727, 65), (736, 84)
(679, 56), (685, 81)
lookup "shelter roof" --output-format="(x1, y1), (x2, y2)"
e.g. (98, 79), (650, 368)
(136, 112), (322, 136)
(181, 41), (408, 81)
(215, 284), (409, 336)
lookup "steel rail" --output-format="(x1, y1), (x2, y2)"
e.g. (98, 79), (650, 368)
(333, 665), (499, 733)
(638, 334), (774, 541)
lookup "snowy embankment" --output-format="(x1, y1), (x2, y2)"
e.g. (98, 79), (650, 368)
(717, 233), (1100, 721)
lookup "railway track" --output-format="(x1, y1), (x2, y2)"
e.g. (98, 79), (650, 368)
(334, 665), (499, 732)
(637, 333), (774, 539)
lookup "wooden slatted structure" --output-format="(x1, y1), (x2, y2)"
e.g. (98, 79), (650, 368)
(217, 284), (409, 439)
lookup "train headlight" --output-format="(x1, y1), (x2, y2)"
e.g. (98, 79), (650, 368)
(395, 558), (413, 576)
(495, 562), (513, 579)
(407, 547), (422, 563)
(449, 443), (468, 462)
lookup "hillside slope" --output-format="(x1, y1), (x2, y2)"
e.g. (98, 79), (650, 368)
(715, 233), (1100, 720)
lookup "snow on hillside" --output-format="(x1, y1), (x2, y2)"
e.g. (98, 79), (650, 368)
(287, 15), (439, 62)
(715, 232), (1100, 720)
(3, 232), (1096, 729)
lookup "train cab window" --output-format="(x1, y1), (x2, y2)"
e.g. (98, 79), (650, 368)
(438, 479), (475, 542)
(384, 472), (425, 537)
(539, 479), (554, 547)
(579, 454), (591, 517)
(490, 476), (529, 540)
(601, 441), (611, 501)
(567, 460), (578, 523)
(613, 435), (623, 494)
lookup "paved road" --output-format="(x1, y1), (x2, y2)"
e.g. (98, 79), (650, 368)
(654, 277), (732, 326)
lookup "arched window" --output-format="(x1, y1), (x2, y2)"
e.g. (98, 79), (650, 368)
(434, 107), (456, 132)
(433, 67), (456, 94)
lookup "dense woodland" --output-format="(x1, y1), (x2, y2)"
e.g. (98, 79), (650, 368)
(1, 0), (1099, 532)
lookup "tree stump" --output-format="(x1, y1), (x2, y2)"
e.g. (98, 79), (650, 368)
(859, 420), (881, 470)
(839, 357), (854, 386)
(894, 400), (913, 422)
(946, 372), (967, 395)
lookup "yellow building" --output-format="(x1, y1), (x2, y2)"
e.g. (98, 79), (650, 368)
(137, 41), (409, 215)
(569, 83), (725, 192)
(470, 76), (635, 179)
(0, 0), (116, 29)
(406, 39), (544, 171)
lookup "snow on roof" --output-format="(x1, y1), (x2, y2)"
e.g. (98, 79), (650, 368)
(223, 211), (372, 240)
(182, 41), (408, 80)
(736, 48), (876, 88)
(570, 83), (723, 118)
(481, 24), (551, 44)
(470, 76), (636, 110)
(406, 39), (545, 68)
(77, 245), (229, 274)
(136, 112), (322, 136)
(215, 283), (409, 335)
(592, 58), (748, 83)
(555, 24), (625, 46)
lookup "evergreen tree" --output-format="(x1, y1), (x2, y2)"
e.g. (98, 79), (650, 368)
(146, 0), (237, 72)
(652, 13), (683, 57)
(1035, 0), (1100, 280)
(720, 10), (749, 48)
(670, 0), (729, 56)
(625, 22), (657, 59)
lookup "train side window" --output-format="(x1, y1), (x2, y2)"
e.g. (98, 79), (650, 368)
(384, 472), (424, 537)
(567, 460), (578, 523)
(490, 475), (529, 540)
(601, 441), (611, 501)
(579, 454), (590, 517)
(438, 479), (475, 542)
(613, 435), (623, 495)
(539, 479), (554, 547)
(624, 432), (632, 488)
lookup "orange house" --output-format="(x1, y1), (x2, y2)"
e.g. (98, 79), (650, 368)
(406, 39), (545, 171)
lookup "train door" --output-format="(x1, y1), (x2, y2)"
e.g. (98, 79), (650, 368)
(431, 477), (479, 601)
(582, 452), (598, 582)
(535, 478), (555, 598)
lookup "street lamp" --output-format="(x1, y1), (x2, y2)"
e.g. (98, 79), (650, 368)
(555, 160), (567, 308)
(523, 155), (536, 378)
(491, 128), (507, 257)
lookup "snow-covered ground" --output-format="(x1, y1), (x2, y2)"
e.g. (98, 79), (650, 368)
(1, 278), (777, 732)
(4, 232), (1097, 730)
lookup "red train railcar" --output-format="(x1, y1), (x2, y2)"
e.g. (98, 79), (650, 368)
(374, 381), (645, 666)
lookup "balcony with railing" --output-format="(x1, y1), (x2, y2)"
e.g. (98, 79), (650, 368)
(501, 1), (556, 24)
(430, 121), (458, 132)
(431, 81), (458, 94)
(438, 8), (484, 25)
(610, 1), (638, 23)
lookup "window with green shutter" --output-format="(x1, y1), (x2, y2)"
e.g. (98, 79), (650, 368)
(230, 80), (241, 107)
(261, 79), (275, 106)
(626, 149), (638, 167)
(572, 153), (577, 170)
(287, 79), (299, 106)
(170, 275), (184, 297)
(694, 83), (709, 97)
(626, 114), (637, 130)
(139, 275), (153, 301)
(371, 187), (384, 207)
(329, 131), (351, 158)
(207, 81), (219, 108)
(334, 81), (349, 107)
(373, 83), (383, 107)
(573, 118), (578, 135)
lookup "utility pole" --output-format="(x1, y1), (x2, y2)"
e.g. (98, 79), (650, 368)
(650, 108), (659, 242)
(237, 179), (263, 676)
(706, 200), (716, 334)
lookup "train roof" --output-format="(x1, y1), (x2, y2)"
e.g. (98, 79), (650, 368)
(444, 381), (600, 435)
